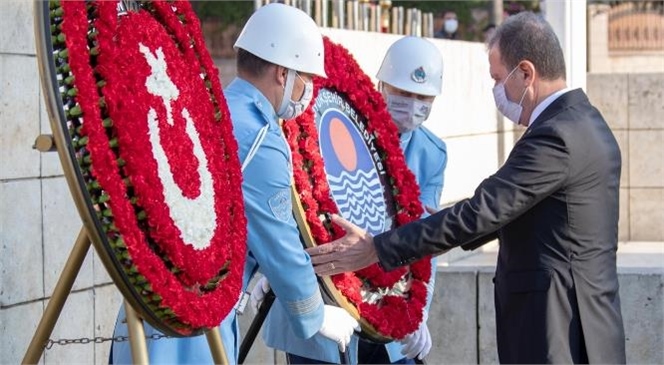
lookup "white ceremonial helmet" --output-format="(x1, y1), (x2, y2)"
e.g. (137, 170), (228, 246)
(234, 3), (326, 77)
(376, 36), (443, 96)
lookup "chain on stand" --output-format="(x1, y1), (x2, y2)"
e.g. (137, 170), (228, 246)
(45, 333), (170, 349)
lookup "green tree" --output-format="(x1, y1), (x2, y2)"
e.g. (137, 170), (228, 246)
(191, 1), (253, 28)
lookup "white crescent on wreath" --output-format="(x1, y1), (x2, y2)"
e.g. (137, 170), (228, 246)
(54, 0), (246, 335)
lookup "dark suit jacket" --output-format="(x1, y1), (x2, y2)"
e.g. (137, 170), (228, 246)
(374, 89), (626, 364)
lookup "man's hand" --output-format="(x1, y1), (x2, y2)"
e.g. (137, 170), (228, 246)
(306, 214), (379, 276)
(318, 305), (361, 352)
(399, 319), (432, 360)
(249, 276), (270, 314)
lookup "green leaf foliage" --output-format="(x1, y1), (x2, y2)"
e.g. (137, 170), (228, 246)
(191, 1), (254, 27)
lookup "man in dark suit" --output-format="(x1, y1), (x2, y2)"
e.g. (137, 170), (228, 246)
(307, 12), (626, 364)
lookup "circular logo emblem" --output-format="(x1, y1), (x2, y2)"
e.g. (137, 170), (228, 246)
(286, 37), (430, 342)
(411, 66), (427, 83)
(314, 89), (395, 235)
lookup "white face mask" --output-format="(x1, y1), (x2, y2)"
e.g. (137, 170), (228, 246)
(444, 18), (458, 34)
(492, 65), (527, 124)
(385, 93), (432, 133)
(277, 69), (314, 120)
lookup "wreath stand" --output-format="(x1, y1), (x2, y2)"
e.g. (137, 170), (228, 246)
(23, 2), (229, 363)
(22, 139), (228, 365)
(19, 226), (156, 364)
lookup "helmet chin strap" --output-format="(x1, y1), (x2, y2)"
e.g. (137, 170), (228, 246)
(277, 69), (297, 117)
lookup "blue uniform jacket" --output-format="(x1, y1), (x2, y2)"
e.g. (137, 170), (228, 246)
(263, 125), (447, 363)
(226, 77), (326, 336)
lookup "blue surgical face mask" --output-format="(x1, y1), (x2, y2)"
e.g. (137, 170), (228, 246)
(492, 65), (527, 124)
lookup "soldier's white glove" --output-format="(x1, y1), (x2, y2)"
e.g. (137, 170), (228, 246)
(399, 316), (432, 360)
(318, 305), (360, 352)
(249, 276), (270, 314)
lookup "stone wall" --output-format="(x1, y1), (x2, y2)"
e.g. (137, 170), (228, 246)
(588, 4), (664, 74)
(0, 1), (123, 364)
(587, 73), (664, 242)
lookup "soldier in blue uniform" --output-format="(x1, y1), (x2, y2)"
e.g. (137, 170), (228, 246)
(362, 36), (447, 364)
(250, 36), (447, 364)
(228, 2), (360, 364)
(110, 4), (359, 364)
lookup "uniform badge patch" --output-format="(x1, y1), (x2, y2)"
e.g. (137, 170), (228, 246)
(268, 189), (292, 222)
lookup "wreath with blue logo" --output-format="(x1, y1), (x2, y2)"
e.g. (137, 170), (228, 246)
(283, 37), (432, 341)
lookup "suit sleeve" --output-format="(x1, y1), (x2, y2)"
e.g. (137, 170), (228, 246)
(241, 133), (324, 338)
(375, 128), (570, 271)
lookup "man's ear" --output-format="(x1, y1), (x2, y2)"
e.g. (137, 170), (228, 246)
(275, 65), (288, 87)
(520, 60), (536, 86)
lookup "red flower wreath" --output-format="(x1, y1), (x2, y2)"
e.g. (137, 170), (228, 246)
(59, 0), (246, 335)
(283, 37), (431, 340)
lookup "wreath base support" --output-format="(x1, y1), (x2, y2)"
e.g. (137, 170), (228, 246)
(20, 229), (230, 365)
(19, 229), (162, 364)
(22, 228), (93, 364)
(205, 323), (229, 365)
(124, 298), (150, 364)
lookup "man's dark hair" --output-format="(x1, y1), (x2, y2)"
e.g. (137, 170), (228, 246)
(488, 12), (566, 80)
(236, 48), (273, 77)
(440, 9), (456, 18)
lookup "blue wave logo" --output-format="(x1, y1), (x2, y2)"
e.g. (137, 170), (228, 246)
(318, 109), (387, 236)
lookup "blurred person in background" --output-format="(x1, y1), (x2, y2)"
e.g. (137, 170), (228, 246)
(434, 10), (459, 40)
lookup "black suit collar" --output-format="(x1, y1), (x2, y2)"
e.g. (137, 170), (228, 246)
(530, 88), (588, 127)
